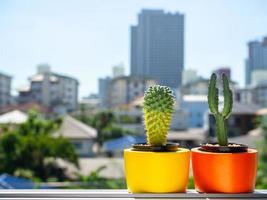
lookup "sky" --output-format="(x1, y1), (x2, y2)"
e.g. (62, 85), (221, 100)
(0, 0), (267, 98)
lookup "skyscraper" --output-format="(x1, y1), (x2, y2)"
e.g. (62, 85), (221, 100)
(98, 76), (111, 108)
(130, 9), (184, 88)
(245, 36), (267, 85)
(0, 72), (12, 108)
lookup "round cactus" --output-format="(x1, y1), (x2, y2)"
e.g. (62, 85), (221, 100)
(143, 85), (175, 146)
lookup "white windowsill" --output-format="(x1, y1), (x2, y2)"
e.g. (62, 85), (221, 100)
(0, 189), (266, 199)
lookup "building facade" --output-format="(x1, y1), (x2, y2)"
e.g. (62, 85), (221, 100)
(0, 72), (12, 108)
(239, 85), (267, 107)
(213, 67), (231, 80)
(17, 65), (79, 114)
(181, 95), (209, 128)
(182, 69), (200, 86)
(130, 9), (184, 89)
(245, 36), (267, 85)
(108, 76), (156, 108)
(98, 77), (111, 109)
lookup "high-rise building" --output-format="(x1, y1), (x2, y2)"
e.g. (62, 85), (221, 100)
(98, 76), (111, 108)
(17, 65), (79, 114)
(130, 9), (184, 88)
(245, 36), (267, 85)
(0, 72), (12, 108)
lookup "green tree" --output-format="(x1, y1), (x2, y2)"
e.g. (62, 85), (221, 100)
(0, 111), (78, 181)
(256, 116), (267, 188)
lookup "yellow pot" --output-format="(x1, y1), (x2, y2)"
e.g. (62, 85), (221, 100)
(124, 148), (190, 193)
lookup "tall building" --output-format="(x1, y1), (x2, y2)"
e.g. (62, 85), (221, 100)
(245, 36), (267, 85)
(130, 9), (184, 88)
(17, 64), (79, 114)
(0, 72), (12, 108)
(98, 76), (111, 108)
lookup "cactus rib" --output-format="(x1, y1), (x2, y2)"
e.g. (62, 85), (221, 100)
(143, 85), (175, 146)
(208, 73), (233, 146)
(222, 74), (233, 119)
(208, 73), (219, 114)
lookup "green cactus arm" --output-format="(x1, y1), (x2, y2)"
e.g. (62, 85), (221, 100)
(215, 114), (228, 146)
(222, 74), (233, 119)
(143, 85), (175, 146)
(208, 73), (219, 114)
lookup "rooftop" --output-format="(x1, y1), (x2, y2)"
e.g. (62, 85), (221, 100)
(0, 102), (50, 115)
(231, 102), (261, 114)
(0, 110), (28, 124)
(57, 115), (97, 139)
(168, 128), (206, 141)
(0, 72), (12, 78)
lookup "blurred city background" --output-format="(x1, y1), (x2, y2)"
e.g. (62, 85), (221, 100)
(0, 0), (267, 189)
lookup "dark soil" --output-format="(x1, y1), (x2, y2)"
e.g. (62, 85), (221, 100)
(132, 142), (179, 152)
(199, 142), (248, 153)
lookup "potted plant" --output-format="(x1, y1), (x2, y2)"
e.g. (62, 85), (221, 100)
(124, 85), (190, 193)
(191, 73), (258, 193)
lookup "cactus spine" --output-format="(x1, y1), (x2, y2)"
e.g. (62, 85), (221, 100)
(208, 73), (233, 146)
(143, 85), (175, 146)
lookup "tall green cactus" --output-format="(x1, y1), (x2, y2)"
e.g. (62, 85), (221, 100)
(143, 85), (175, 146)
(208, 73), (233, 146)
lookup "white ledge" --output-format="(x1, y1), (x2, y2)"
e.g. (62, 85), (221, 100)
(0, 189), (266, 199)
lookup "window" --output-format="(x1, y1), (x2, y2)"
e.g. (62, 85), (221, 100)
(72, 142), (82, 150)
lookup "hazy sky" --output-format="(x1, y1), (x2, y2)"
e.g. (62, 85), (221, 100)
(1, 0), (267, 98)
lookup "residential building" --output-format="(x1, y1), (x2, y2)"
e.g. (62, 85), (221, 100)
(238, 87), (253, 105)
(207, 102), (260, 137)
(131, 9), (184, 88)
(98, 77), (111, 109)
(168, 128), (206, 148)
(245, 36), (267, 85)
(108, 76), (156, 108)
(182, 69), (200, 86)
(251, 69), (267, 86)
(181, 95), (210, 128)
(181, 78), (240, 101)
(181, 79), (209, 95)
(239, 85), (267, 107)
(170, 108), (189, 130)
(0, 72), (12, 108)
(0, 102), (50, 116)
(57, 115), (97, 157)
(80, 94), (99, 110)
(17, 85), (32, 105)
(103, 135), (145, 157)
(0, 110), (28, 125)
(17, 65), (79, 114)
(238, 68), (267, 107)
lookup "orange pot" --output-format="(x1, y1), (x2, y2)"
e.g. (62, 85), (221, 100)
(191, 148), (258, 193)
